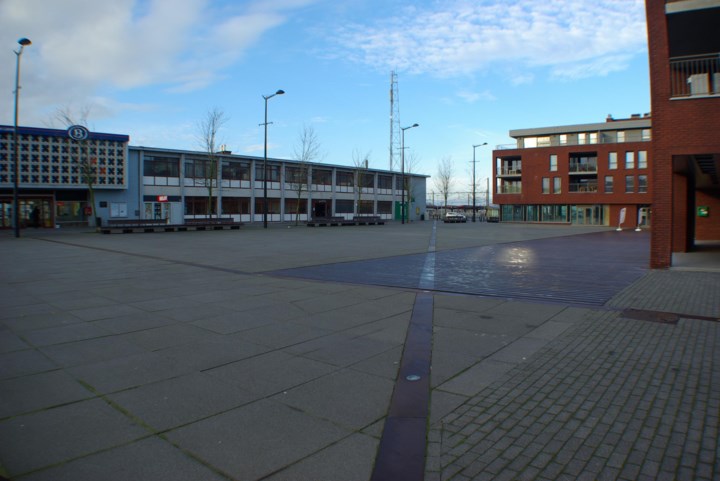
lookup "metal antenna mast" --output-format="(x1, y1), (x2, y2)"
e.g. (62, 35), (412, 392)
(389, 71), (401, 171)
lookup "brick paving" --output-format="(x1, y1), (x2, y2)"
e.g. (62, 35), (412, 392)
(426, 272), (720, 481)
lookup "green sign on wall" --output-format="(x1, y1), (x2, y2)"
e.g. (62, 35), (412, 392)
(697, 206), (709, 217)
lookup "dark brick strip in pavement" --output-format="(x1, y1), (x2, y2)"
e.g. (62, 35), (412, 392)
(372, 292), (434, 481)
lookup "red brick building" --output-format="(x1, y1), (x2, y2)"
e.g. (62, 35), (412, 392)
(646, 0), (720, 268)
(492, 116), (652, 228)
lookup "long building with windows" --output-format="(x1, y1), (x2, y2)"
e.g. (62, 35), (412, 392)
(492, 116), (652, 227)
(0, 125), (428, 229)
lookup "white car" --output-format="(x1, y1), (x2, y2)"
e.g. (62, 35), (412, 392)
(443, 212), (467, 223)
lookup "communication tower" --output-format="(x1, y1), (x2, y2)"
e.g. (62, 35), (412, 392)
(389, 71), (401, 171)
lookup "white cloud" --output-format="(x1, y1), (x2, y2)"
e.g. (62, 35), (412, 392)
(0, 0), (308, 125)
(332, 0), (647, 81)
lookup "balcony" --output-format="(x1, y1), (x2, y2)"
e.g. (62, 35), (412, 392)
(498, 168), (522, 176)
(498, 184), (522, 194)
(569, 162), (598, 173)
(569, 181), (599, 193)
(670, 53), (720, 98)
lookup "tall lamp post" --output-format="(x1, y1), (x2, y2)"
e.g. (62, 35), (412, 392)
(13, 37), (32, 238)
(400, 123), (419, 224)
(261, 89), (284, 229)
(471, 142), (487, 222)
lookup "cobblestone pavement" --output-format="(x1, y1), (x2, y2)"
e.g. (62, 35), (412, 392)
(426, 271), (720, 481)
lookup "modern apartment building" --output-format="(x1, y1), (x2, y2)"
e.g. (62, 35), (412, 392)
(0, 125), (428, 229)
(646, 0), (720, 268)
(492, 116), (652, 227)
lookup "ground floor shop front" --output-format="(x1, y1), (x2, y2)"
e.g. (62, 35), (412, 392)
(499, 204), (651, 229)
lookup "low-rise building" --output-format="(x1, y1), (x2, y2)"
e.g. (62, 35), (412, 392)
(0, 125), (428, 229)
(492, 116), (652, 227)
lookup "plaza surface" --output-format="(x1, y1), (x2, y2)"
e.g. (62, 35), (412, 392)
(0, 222), (718, 481)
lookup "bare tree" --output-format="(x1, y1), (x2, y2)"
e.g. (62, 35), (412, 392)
(197, 108), (228, 218)
(352, 149), (372, 216)
(290, 125), (322, 225)
(435, 156), (454, 213)
(55, 106), (100, 228)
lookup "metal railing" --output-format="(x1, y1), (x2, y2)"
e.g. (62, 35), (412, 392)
(568, 162), (598, 173)
(498, 168), (522, 176)
(569, 182), (598, 193)
(670, 53), (720, 98)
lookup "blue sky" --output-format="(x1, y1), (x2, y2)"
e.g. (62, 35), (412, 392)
(1, 0), (649, 202)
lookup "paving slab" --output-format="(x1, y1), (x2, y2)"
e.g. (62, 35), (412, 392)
(165, 399), (351, 480)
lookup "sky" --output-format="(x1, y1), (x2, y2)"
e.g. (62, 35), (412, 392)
(1, 0), (650, 203)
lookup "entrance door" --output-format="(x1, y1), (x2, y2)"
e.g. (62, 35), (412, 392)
(312, 200), (327, 218)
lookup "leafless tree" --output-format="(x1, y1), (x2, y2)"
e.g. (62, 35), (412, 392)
(197, 108), (228, 218)
(55, 106), (100, 228)
(435, 156), (454, 213)
(290, 125), (322, 225)
(352, 149), (372, 216)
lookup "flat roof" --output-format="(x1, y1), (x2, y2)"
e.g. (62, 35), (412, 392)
(509, 118), (651, 138)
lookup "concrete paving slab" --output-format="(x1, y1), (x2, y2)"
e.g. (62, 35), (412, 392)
(0, 398), (148, 477)
(39, 336), (147, 367)
(165, 399), (351, 480)
(190, 311), (274, 335)
(0, 370), (93, 419)
(349, 345), (403, 380)
(90, 311), (177, 334)
(273, 370), (395, 430)
(119, 323), (219, 351)
(432, 326), (509, 358)
(237, 321), (334, 349)
(68, 351), (191, 394)
(20, 323), (112, 347)
(263, 433), (379, 481)
(0, 349), (58, 380)
(17, 436), (229, 481)
(204, 350), (336, 398)
(157, 335), (270, 371)
(436, 359), (516, 397)
(2, 311), (85, 332)
(0, 330), (30, 353)
(107, 372), (254, 431)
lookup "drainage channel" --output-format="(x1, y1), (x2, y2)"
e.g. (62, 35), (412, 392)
(371, 222), (436, 481)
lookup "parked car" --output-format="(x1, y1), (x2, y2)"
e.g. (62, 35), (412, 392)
(486, 215), (500, 223)
(444, 212), (467, 223)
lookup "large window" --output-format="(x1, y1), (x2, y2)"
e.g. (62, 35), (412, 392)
(185, 196), (214, 215)
(377, 175), (392, 191)
(185, 158), (214, 179)
(542, 177), (550, 194)
(222, 160), (249, 181)
(254, 198), (280, 214)
(254, 163), (280, 182)
(638, 151), (648, 169)
(284, 198), (308, 214)
(541, 205), (567, 222)
(638, 175), (648, 193)
(222, 197), (250, 214)
(336, 171), (354, 187)
(357, 200), (373, 214)
(144, 155), (179, 177)
(336, 199), (354, 213)
(569, 153), (597, 172)
(312, 168), (332, 191)
(285, 166), (308, 185)
(377, 201), (392, 214)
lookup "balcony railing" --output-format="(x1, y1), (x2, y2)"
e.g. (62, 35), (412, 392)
(569, 182), (598, 193)
(498, 185), (522, 194)
(569, 163), (598, 173)
(498, 168), (522, 176)
(670, 53), (720, 98)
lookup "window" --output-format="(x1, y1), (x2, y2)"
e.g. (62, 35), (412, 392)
(358, 200), (373, 214)
(524, 137), (537, 148)
(542, 177), (550, 194)
(185, 196), (214, 215)
(609, 152), (617, 170)
(537, 136), (551, 147)
(638, 151), (648, 169)
(642, 129), (651, 141)
(550, 155), (558, 172)
(335, 199), (354, 213)
(559, 134), (568, 145)
(625, 175), (634, 193)
(144, 155), (179, 177)
(553, 177), (561, 194)
(254, 163), (280, 182)
(222, 160), (249, 181)
(617, 131), (626, 143)
(285, 166), (308, 185)
(605, 176), (614, 193)
(625, 152), (635, 169)
(569, 153), (598, 172)
(284, 198), (307, 214)
(312, 169), (332, 191)
(336, 171), (354, 187)
(578, 133), (587, 145)
(254, 198), (280, 214)
(377, 175), (392, 190)
(185, 158), (213, 179)
(221, 197), (250, 214)
(377, 201), (392, 214)
(588, 132), (598, 144)
(638, 175), (648, 193)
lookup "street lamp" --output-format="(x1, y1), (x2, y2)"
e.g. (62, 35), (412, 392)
(13, 37), (32, 238)
(400, 123), (419, 224)
(261, 89), (284, 229)
(471, 142), (487, 222)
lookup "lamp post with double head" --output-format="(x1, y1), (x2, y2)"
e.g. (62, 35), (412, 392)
(13, 37), (32, 238)
(471, 142), (487, 222)
(400, 123), (419, 224)
(261, 89), (284, 229)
